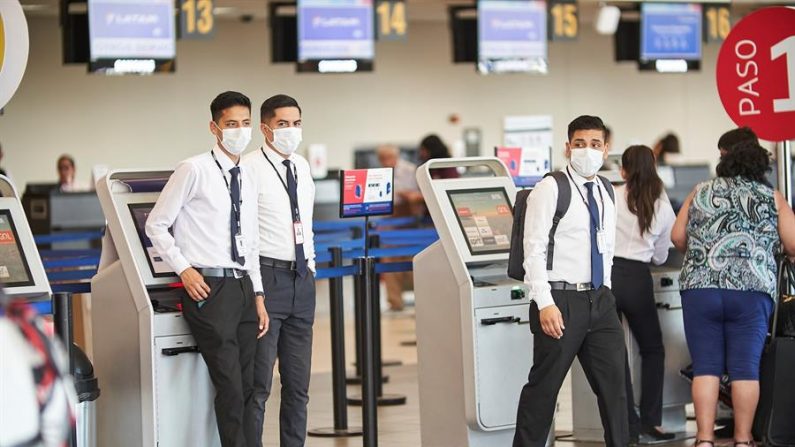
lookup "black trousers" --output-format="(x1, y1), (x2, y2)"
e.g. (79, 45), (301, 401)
(181, 275), (258, 447)
(250, 264), (316, 447)
(514, 286), (629, 447)
(612, 257), (666, 430)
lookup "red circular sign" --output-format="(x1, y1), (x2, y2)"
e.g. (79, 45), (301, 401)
(716, 7), (795, 142)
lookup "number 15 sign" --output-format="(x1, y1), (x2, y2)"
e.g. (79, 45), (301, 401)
(716, 7), (795, 142)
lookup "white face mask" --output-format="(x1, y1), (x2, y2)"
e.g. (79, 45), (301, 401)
(569, 148), (605, 178)
(216, 125), (252, 155)
(269, 127), (303, 156)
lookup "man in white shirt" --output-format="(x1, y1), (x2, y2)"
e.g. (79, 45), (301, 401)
(243, 95), (315, 447)
(146, 91), (269, 447)
(514, 115), (628, 447)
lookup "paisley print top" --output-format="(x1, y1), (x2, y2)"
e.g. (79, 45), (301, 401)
(680, 176), (780, 300)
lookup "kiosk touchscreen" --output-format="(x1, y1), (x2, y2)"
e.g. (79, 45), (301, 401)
(413, 158), (552, 447)
(0, 175), (51, 302)
(91, 171), (219, 447)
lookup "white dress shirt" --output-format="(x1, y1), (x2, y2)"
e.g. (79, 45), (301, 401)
(145, 145), (263, 293)
(242, 147), (316, 272)
(393, 158), (419, 205)
(613, 185), (675, 265)
(523, 165), (617, 310)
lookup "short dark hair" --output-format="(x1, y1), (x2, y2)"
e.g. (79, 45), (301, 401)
(718, 127), (758, 152)
(567, 115), (607, 141)
(604, 126), (612, 144)
(260, 94), (301, 122)
(659, 133), (680, 154)
(716, 141), (771, 186)
(210, 91), (251, 123)
(57, 154), (75, 168)
(419, 134), (451, 160)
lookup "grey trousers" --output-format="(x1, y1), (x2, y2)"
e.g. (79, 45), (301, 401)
(249, 263), (316, 447)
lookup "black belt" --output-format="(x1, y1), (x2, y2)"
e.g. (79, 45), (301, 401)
(260, 256), (305, 271)
(197, 267), (247, 279)
(549, 281), (594, 292)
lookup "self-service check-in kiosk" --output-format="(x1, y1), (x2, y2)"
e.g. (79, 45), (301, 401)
(572, 263), (692, 443)
(413, 158), (553, 447)
(0, 175), (51, 303)
(91, 171), (220, 447)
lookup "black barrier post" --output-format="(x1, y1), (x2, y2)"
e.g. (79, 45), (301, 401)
(52, 292), (77, 447)
(308, 248), (363, 438)
(368, 233), (402, 369)
(355, 257), (378, 447)
(348, 238), (407, 407)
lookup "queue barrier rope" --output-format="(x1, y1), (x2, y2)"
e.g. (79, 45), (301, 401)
(33, 231), (104, 244)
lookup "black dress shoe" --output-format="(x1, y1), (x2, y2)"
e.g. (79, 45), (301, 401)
(641, 425), (676, 441)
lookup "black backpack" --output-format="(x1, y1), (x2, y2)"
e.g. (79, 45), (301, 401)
(507, 171), (615, 281)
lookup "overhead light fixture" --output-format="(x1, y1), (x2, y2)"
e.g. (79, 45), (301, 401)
(595, 5), (621, 35)
(655, 59), (689, 73)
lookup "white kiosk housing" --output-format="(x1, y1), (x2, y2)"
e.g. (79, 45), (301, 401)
(413, 158), (552, 447)
(0, 175), (51, 302)
(91, 171), (220, 447)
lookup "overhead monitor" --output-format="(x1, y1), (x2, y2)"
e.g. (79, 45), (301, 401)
(447, 188), (513, 256)
(88, 0), (176, 74)
(477, 0), (547, 74)
(495, 146), (551, 188)
(339, 168), (394, 218)
(0, 210), (35, 288)
(297, 0), (374, 73)
(128, 203), (174, 278)
(640, 3), (702, 62)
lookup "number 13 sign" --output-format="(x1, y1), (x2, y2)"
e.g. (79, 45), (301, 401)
(716, 7), (795, 142)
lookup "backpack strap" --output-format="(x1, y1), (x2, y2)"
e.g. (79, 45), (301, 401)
(545, 171), (571, 271)
(597, 174), (615, 203)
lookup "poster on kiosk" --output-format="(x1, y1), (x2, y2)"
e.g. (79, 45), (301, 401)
(339, 167), (394, 218)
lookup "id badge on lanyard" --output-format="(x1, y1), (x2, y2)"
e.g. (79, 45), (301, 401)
(235, 233), (247, 254)
(293, 221), (305, 244)
(596, 230), (607, 254)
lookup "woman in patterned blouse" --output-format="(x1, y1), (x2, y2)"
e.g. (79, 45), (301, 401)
(671, 142), (795, 447)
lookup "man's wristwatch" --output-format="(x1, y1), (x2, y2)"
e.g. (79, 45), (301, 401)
(255, 292), (265, 300)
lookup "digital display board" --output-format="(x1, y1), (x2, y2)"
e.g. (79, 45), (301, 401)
(495, 146), (551, 188)
(478, 0), (548, 74)
(640, 3), (702, 61)
(339, 168), (394, 218)
(298, 0), (374, 72)
(0, 210), (34, 288)
(447, 188), (513, 255)
(129, 203), (175, 277)
(88, 0), (176, 74)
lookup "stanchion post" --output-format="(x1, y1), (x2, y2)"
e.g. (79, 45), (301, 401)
(368, 234), (384, 398)
(356, 257), (378, 447)
(308, 247), (363, 438)
(52, 291), (76, 447)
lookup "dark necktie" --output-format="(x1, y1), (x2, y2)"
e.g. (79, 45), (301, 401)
(283, 160), (308, 277)
(584, 182), (603, 288)
(229, 166), (245, 265)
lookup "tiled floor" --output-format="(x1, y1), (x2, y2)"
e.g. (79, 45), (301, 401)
(258, 279), (707, 446)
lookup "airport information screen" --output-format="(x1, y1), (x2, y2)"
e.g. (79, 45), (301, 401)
(447, 188), (513, 256)
(88, 0), (176, 61)
(298, 0), (375, 61)
(0, 210), (34, 287)
(477, 0), (547, 73)
(129, 203), (174, 277)
(640, 3), (702, 61)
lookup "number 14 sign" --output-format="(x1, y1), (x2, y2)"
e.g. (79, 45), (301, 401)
(716, 7), (795, 141)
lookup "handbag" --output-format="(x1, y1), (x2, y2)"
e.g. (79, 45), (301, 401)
(775, 256), (795, 338)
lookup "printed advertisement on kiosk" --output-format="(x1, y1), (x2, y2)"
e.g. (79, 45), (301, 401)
(340, 168), (394, 218)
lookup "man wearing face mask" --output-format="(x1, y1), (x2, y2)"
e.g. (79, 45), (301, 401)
(513, 115), (628, 447)
(146, 91), (269, 447)
(242, 94), (315, 447)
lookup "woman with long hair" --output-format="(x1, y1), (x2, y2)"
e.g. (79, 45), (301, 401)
(613, 145), (677, 442)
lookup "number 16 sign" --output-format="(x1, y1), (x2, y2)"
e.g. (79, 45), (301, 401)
(716, 7), (795, 142)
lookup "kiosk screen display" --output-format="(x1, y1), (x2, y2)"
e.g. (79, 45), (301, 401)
(447, 188), (513, 255)
(0, 210), (35, 287)
(129, 203), (175, 277)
